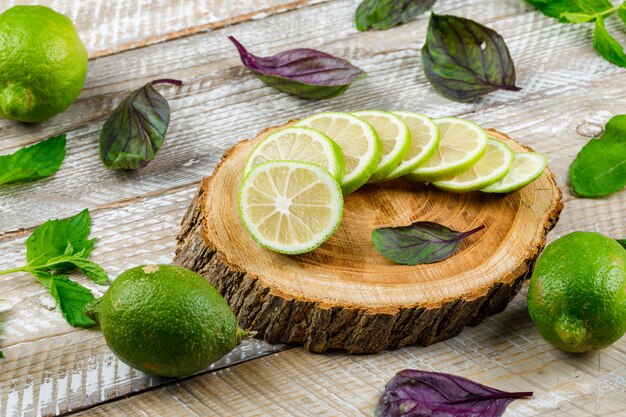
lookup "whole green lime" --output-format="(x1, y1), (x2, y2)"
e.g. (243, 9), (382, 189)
(0, 5), (88, 123)
(528, 232), (626, 352)
(84, 265), (249, 377)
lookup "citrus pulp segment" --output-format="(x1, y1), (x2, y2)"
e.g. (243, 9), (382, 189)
(481, 152), (548, 193)
(244, 126), (345, 180)
(385, 112), (440, 180)
(296, 112), (382, 193)
(239, 161), (343, 254)
(406, 117), (488, 182)
(352, 111), (410, 182)
(433, 138), (514, 192)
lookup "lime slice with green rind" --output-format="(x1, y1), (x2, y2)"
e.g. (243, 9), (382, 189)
(406, 117), (487, 182)
(481, 152), (547, 193)
(385, 112), (439, 181)
(244, 126), (344, 180)
(352, 110), (410, 182)
(296, 112), (382, 194)
(433, 138), (514, 192)
(238, 161), (343, 254)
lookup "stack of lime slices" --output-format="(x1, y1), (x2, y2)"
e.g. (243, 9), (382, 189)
(239, 111), (548, 255)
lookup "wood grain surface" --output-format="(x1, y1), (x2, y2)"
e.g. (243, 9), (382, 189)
(174, 127), (562, 353)
(0, 0), (624, 416)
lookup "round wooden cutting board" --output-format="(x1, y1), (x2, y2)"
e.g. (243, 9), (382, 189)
(175, 124), (563, 353)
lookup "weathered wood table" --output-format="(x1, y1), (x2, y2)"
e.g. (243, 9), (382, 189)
(1, 1), (624, 416)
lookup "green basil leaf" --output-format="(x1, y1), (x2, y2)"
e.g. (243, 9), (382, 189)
(372, 221), (485, 265)
(526, 0), (613, 21)
(25, 209), (95, 270)
(422, 14), (520, 102)
(99, 79), (182, 170)
(34, 271), (97, 327)
(559, 12), (597, 23)
(617, 239), (626, 249)
(594, 16), (626, 67)
(355, 0), (436, 31)
(43, 256), (110, 285)
(0, 134), (66, 186)
(570, 114), (626, 197)
(618, 2), (626, 25)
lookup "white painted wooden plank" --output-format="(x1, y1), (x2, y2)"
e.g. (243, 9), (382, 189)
(0, 187), (287, 416)
(76, 290), (626, 416)
(0, 0), (332, 58)
(1, 0), (625, 233)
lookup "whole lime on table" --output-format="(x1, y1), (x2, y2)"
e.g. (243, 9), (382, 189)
(528, 232), (626, 353)
(84, 265), (249, 378)
(0, 5), (87, 123)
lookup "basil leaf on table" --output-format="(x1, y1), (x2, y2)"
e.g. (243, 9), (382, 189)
(99, 79), (182, 170)
(372, 221), (485, 265)
(228, 36), (366, 100)
(618, 4), (626, 25)
(355, 0), (436, 31)
(525, 0), (613, 21)
(0, 134), (66, 186)
(593, 17), (626, 68)
(375, 369), (532, 417)
(0, 210), (109, 327)
(421, 14), (520, 102)
(25, 208), (95, 269)
(570, 115), (626, 197)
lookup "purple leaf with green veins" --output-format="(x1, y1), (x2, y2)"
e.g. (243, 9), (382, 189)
(355, 0), (436, 31)
(375, 369), (533, 417)
(422, 14), (520, 102)
(99, 79), (182, 170)
(372, 221), (484, 265)
(228, 36), (366, 100)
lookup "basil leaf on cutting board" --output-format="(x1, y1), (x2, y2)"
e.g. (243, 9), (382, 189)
(375, 369), (532, 417)
(372, 221), (485, 265)
(0, 134), (66, 186)
(228, 36), (366, 100)
(0, 210), (109, 327)
(421, 14), (520, 102)
(99, 79), (182, 170)
(570, 115), (626, 197)
(355, 0), (436, 31)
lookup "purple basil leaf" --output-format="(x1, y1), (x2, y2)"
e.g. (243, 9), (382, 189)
(371, 221), (484, 265)
(375, 369), (533, 417)
(422, 14), (520, 102)
(228, 36), (366, 100)
(355, 0), (437, 31)
(99, 79), (182, 170)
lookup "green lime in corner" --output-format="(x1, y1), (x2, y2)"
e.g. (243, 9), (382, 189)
(528, 232), (626, 353)
(84, 265), (249, 377)
(0, 6), (88, 123)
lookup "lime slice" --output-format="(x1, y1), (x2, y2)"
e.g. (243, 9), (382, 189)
(385, 112), (439, 180)
(239, 161), (343, 254)
(244, 126), (345, 180)
(296, 112), (382, 194)
(433, 139), (514, 192)
(406, 117), (487, 182)
(352, 111), (410, 182)
(481, 152), (548, 193)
